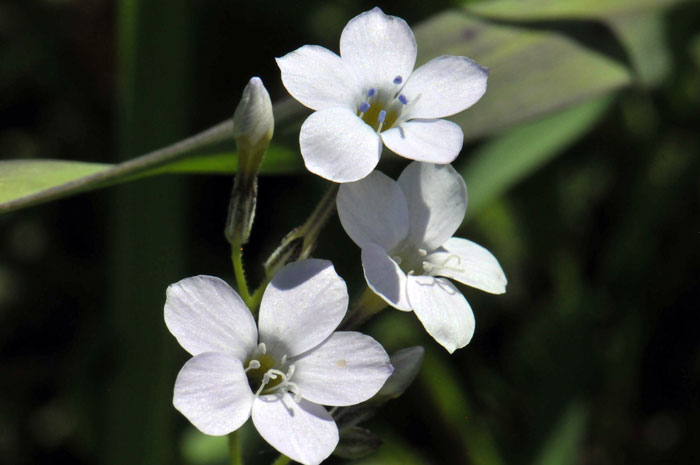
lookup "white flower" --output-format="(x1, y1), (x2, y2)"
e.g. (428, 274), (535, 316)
(276, 7), (489, 183)
(336, 161), (507, 353)
(165, 259), (392, 465)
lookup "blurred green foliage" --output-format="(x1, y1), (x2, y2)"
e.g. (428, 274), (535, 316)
(1, 0), (699, 465)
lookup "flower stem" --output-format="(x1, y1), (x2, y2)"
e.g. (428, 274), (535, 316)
(231, 240), (252, 305)
(262, 183), (339, 279)
(248, 276), (270, 313)
(340, 287), (388, 330)
(228, 431), (243, 465)
(270, 454), (290, 465)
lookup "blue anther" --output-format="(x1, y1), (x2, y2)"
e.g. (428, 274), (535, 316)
(359, 102), (371, 113)
(393, 75), (403, 85)
(378, 110), (387, 123)
(398, 94), (408, 105)
(367, 88), (376, 98)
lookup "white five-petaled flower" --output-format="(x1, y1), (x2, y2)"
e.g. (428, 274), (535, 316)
(337, 161), (507, 353)
(276, 7), (489, 183)
(165, 259), (392, 465)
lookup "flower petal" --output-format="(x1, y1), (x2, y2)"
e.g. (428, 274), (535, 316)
(361, 243), (411, 311)
(406, 275), (475, 353)
(252, 393), (338, 465)
(397, 162), (467, 251)
(401, 55), (489, 119)
(340, 7), (417, 88)
(300, 107), (382, 182)
(426, 237), (507, 294)
(259, 259), (348, 358)
(292, 331), (393, 406)
(337, 171), (409, 250)
(276, 45), (359, 111)
(164, 275), (257, 359)
(381, 119), (464, 164)
(173, 352), (254, 436)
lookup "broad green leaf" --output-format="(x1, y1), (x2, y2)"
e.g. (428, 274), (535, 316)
(465, 0), (682, 21)
(417, 10), (631, 140)
(533, 402), (588, 465)
(465, 0), (682, 87)
(0, 160), (111, 205)
(461, 96), (613, 216)
(606, 11), (670, 87)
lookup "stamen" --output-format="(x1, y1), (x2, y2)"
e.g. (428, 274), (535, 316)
(257, 342), (267, 354)
(367, 88), (376, 98)
(377, 110), (387, 132)
(287, 383), (303, 402)
(245, 360), (261, 372)
(393, 75), (403, 85)
(254, 364), (300, 399)
(418, 248), (427, 257)
(358, 101), (370, 117)
(423, 254), (465, 274)
(280, 354), (287, 365)
(398, 94), (408, 105)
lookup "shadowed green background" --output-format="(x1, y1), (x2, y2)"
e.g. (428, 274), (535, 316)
(1, 0), (699, 464)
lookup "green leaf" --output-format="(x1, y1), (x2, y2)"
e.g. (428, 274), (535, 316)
(460, 96), (613, 216)
(606, 11), (671, 87)
(464, 0), (682, 21)
(0, 160), (111, 205)
(464, 0), (683, 87)
(416, 10), (631, 141)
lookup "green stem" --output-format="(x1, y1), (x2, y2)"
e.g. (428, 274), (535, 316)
(248, 276), (270, 313)
(228, 431), (242, 465)
(271, 454), (291, 465)
(231, 240), (252, 305)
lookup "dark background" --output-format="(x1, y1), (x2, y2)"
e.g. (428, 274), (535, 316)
(1, 0), (699, 464)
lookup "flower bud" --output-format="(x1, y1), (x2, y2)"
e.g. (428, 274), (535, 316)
(372, 346), (424, 403)
(226, 77), (274, 245)
(233, 76), (274, 165)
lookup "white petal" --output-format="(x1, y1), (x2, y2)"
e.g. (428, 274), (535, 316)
(173, 352), (254, 436)
(276, 45), (359, 111)
(292, 331), (393, 406)
(397, 162), (467, 251)
(259, 259), (348, 358)
(426, 237), (507, 294)
(164, 276), (257, 359)
(406, 276), (475, 353)
(336, 171), (409, 250)
(340, 7), (417, 88)
(252, 393), (338, 465)
(300, 107), (382, 183)
(361, 243), (411, 311)
(381, 119), (464, 164)
(401, 55), (489, 119)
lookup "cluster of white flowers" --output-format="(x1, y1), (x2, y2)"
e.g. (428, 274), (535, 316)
(165, 7), (506, 465)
